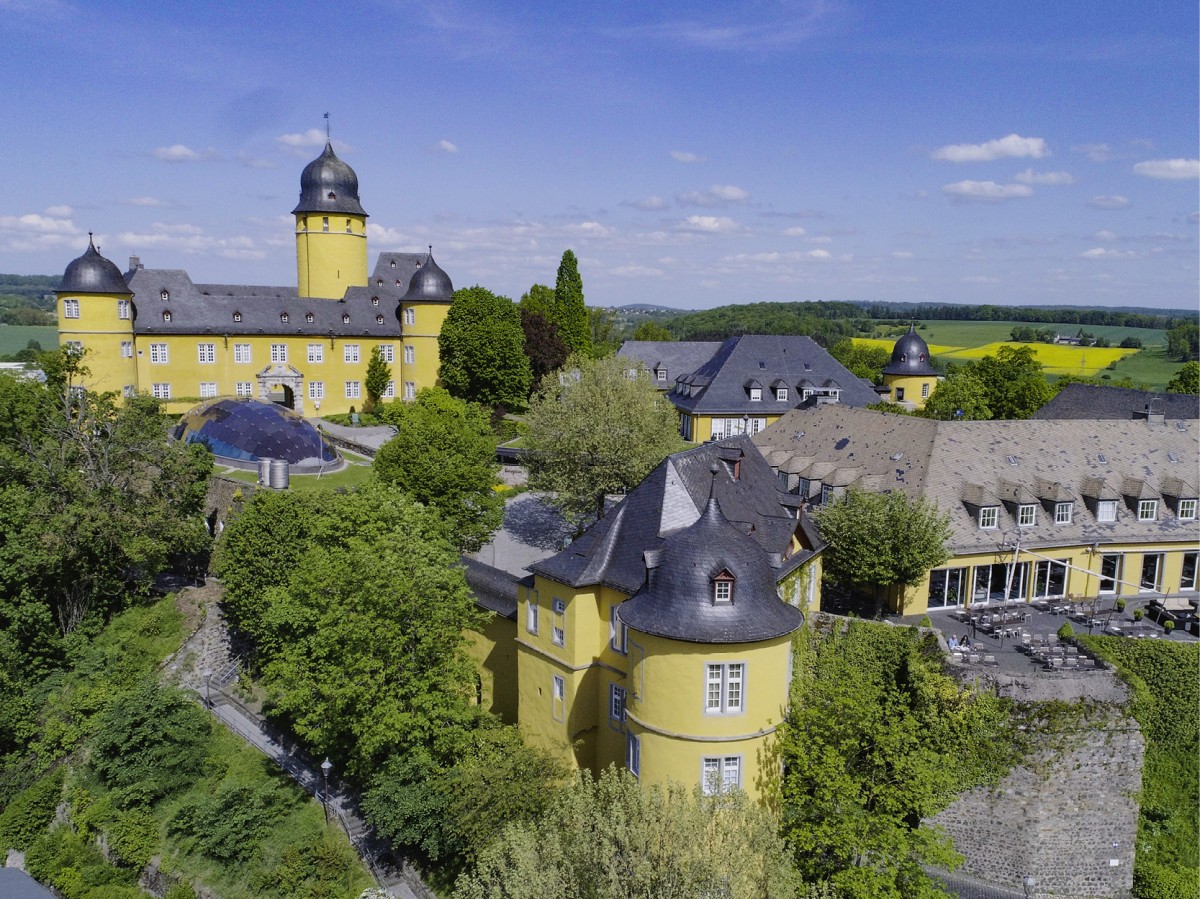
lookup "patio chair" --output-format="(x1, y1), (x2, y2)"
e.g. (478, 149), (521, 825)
(1065, 657), (1078, 668)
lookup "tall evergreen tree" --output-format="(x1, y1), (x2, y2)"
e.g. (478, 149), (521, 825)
(553, 250), (591, 357)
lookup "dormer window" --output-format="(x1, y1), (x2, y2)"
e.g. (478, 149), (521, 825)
(749, 387), (762, 402)
(233, 311), (242, 323)
(327, 191), (336, 200)
(656, 369), (667, 382)
(376, 314), (385, 324)
(978, 507), (998, 529)
(342, 313), (350, 324)
(306, 312), (315, 323)
(371, 296), (380, 307)
(1179, 499), (1197, 520)
(162, 310), (172, 322)
(280, 312), (289, 323)
(1054, 502), (1073, 524)
(389, 259), (396, 268)
(1138, 499), (1158, 521)
(376, 278), (383, 287)
(776, 387), (788, 402)
(160, 289), (169, 301)
(713, 571), (734, 604)
(1018, 504), (1036, 527)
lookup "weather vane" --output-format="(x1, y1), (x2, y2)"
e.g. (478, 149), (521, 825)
(324, 112), (330, 140)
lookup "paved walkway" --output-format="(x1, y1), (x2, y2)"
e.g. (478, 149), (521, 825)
(313, 418), (397, 451)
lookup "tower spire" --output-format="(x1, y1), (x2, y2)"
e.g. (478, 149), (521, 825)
(324, 112), (330, 140)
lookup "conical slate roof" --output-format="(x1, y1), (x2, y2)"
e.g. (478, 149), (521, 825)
(60, 236), (129, 294)
(291, 141), (367, 216)
(883, 324), (937, 376)
(400, 250), (453, 302)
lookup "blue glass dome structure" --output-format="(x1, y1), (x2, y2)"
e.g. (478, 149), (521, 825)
(173, 398), (340, 470)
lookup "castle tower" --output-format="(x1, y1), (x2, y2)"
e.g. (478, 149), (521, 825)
(293, 141), (368, 299)
(56, 236), (136, 396)
(882, 323), (939, 409)
(398, 249), (454, 398)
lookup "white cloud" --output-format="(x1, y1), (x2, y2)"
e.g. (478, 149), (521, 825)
(436, 139), (458, 154)
(610, 264), (664, 278)
(677, 215), (739, 233)
(782, 226), (806, 236)
(0, 212), (80, 235)
(1093, 230), (1118, 241)
(630, 195), (667, 211)
(569, 221), (615, 238)
(121, 196), (173, 208)
(670, 150), (705, 164)
(112, 225), (263, 259)
(677, 184), (749, 207)
(154, 144), (207, 163)
(1014, 168), (1075, 185)
(1080, 247), (1136, 259)
(1089, 195), (1130, 209)
(807, 249), (831, 259)
(941, 180), (1034, 200)
(0, 210), (85, 253)
(277, 130), (350, 155)
(932, 134), (1048, 163)
(1133, 158), (1200, 180)
(43, 205), (72, 217)
(237, 153), (277, 169)
(1072, 143), (1112, 162)
(367, 224), (415, 246)
(891, 251), (914, 259)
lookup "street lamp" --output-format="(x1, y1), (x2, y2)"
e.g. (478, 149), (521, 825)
(203, 668), (213, 708)
(1023, 874), (1037, 898)
(320, 757), (333, 822)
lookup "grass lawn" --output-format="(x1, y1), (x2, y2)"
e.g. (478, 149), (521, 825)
(220, 456), (375, 492)
(1101, 346), (1188, 391)
(0, 324), (57, 356)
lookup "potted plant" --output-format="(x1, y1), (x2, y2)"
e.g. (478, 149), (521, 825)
(1164, 619), (1175, 635)
(1133, 608), (1143, 623)
(1115, 598), (1126, 614)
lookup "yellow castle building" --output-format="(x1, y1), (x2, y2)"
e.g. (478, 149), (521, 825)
(56, 142), (454, 416)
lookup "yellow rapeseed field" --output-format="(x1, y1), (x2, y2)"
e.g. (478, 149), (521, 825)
(852, 338), (1138, 377)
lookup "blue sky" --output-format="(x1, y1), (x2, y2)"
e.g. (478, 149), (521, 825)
(2, 0), (1196, 310)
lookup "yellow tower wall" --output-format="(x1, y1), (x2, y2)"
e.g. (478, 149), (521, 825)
(57, 291), (136, 396)
(295, 212), (368, 299)
(399, 302), (452, 396)
(883, 373), (938, 409)
(466, 612), (519, 724)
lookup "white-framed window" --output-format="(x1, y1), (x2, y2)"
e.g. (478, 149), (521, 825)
(384, 380), (396, 399)
(1098, 554), (1122, 594)
(921, 382), (931, 399)
(701, 756), (742, 796)
(280, 312), (289, 324)
(1181, 551), (1198, 591)
(345, 381), (361, 399)
(609, 684), (626, 723)
(307, 344), (324, 364)
(1140, 554), (1163, 592)
(1097, 499), (1118, 523)
(979, 507), (998, 530)
(1033, 559), (1069, 599)
(149, 343), (168, 364)
(233, 311), (242, 323)
(713, 573), (734, 604)
(344, 344), (360, 364)
(1054, 502), (1073, 524)
(552, 598), (566, 647)
(234, 343), (252, 364)
(749, 387), (762, 402)
(705, 662), (744, 715)
(306, 312), (314, 323)
(199, 382), (217, 398)
(378, 344), (395, 364)
(64, 340), (82, 352)
(1018, 504), (1037, 527)
(551, 675), (565, 721)
(609, 604), (627, 653)
(160, 289), (169, 301)
(403, 307), (415, 326)
(895, 386), (905, 402)
(928, 567), (967, 608)
(150, 382), (171, 399)
(308, 381), (324, 400)
(117, 299), (130, 319)
(162, 310), (171, 322)
(1179, 498), (1198, 521)
(322, 216), (329, 232)
(120, 341), (133, 358)
(776, 387), (788, 402)
(270, 344), (287, 363)
(342, 313), (350, 324)
(626, 732), (640, 778)
(404, 381), (416, 400)
(820, 484), (835, 506)
(526, 593), (539, 634)
(197, 343), (215, 364)
(657, 369), (667, 382)
(63, 298), (80, 318)
(236, 382), (253, 397)
(404, 344), (415, 364)
(1138, 499), (1158, 521)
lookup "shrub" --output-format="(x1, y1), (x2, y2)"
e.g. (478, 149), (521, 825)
(1164, 620), (1175, 633)
(1134, 609), (1144, 622)
(169, 780), (290, 863)
(918, 615), (932, 628)
(0, 766), (64, 851)
(1116, 598), (1126, 613)
(1057, 622), (1075, 640)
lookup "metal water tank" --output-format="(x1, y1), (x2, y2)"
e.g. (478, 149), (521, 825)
(268, 458), (290, 489)
(257, 457), (273, 486)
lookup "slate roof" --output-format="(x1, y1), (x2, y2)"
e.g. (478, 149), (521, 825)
(667, 335), (879, 415)
(60, 237), (129, 294)
(882, 324), (937, 376)
(292, 141), (367, 216)
(617, 340), (724, 385)
(1033, 382), (1199, 421)
(531, 437), (811, 607)
(462, 557), (518, 620)
(618, 493), (804, 644)
(754, 406), (1200, 559)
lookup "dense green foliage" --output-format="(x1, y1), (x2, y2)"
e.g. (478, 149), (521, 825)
(373, 388), (504, 552)
(830, 339), (891, 384)
(363, 345), (392, 410)
(1165, 360), (1198, 394)
(454, 767), (802, 899)
(1078, 638), (1199, 898)
(862, 302), (1186, 331)
(1165, 320), (1198, 362)
(438, 286), (532, 410)
(780, 621), (1018, 898)
(0, 767), (64, 850)
(920, 370), (992, 420)
(966, 345), (1054, 419)
(667, 300), (865, 344)
(631, 320), (674, 341)
(814, 489), (952, 602)
(552, 250), (591, 356)
(519, 308), (569, 391)
(525, 354), (681, 525)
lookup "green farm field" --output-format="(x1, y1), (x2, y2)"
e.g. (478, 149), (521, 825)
(0, 324), (57, 356)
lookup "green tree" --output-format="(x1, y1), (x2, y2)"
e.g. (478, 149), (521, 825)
(920, 371), (992, 420)
(968, 345), (1053, 419)
(525, 354), (680, 525)
(553, 250), (591, 357)
(373, 387), (504, 552)
(1165, 320), (1199, 362)
(520, 309), (569, 392)
(780, 622), (1017, 898)
(518, 283), (556, 319)
(454, 767), (802, 899)
(364, 345), (392, 412)
(830, 339), (892, 385)
(438, 286), (532, 411)
(631, 321), (674, 342)
(814, 488), (951, 608)
(1166, 360), (1199, 394)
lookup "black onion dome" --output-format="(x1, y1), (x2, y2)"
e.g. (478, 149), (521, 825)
(59, 236), (129, 294)
(883, 324), (937, 376)
(400, 250), (453, 302)
(172, 398), (339, 468)
(618, 495), (803, 644)
(291, 141), (367, 216)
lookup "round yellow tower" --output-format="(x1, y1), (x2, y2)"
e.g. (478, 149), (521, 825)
(882, 323), (939, 409)
(398, 249), (455, 397)
(293, 141), (368, 299)
(56, 236), (137, 396)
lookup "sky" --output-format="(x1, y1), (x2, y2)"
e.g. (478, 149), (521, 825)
(1, 0), (1197, 311)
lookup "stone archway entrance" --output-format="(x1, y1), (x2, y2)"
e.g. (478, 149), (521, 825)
(257, 363), (305, 416)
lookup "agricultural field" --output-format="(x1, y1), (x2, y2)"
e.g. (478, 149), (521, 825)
(0, 324), (57, 356)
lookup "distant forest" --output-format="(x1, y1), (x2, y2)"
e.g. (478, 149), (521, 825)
(856, 301), (1188, 331)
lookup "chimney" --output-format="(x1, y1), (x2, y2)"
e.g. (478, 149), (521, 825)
(128, 255), (143, 271)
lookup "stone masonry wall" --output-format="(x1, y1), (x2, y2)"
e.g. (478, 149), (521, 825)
(933, 711), (1143, 899)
